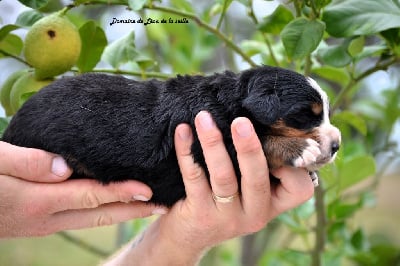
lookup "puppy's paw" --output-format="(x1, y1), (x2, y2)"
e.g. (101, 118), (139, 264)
(293, 139), (321, 168)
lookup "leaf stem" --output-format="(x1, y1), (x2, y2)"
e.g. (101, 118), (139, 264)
(0, 50), (31, 67)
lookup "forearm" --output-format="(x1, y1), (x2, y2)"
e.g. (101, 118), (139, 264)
(102, 218), (205, 266)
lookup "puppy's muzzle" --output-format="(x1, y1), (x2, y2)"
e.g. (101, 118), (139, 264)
(330, 140), (340, 157)
(318, 124), (341, 165)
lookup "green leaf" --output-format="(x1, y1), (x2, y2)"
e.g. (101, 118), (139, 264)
(318, 43), (352, 67)
(314, 0), (332, 9)
(258, 5), (294, 35)
(313, 66), (350, 86)
(15, 10), (44, 27)
(241, 40), (268, 57)
(351, 229), (369, 251)
(354, 44), (387, 61)
(333, 111), (367, 136)
(134, 53), (155, 70)
(323, 0), (400, 37)
(0, 117), (9, 137)
(381, 28), (400, 49)
(281, 18), (325, 60)
(170, 0), (194, 12)
(77, 21), (108, 72)
(328, 200), (361, 219)
(348, 36), (365, 57)
(128, 0), (147, 11)
(0, 25), (20, 41)
(0, 34), (23, 58)
(102, 31), (138, 69)
(339, 155), (376, 191)
(17, 0), (49, 9)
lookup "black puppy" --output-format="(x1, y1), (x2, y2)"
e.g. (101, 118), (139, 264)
(2, 66), (341, 206)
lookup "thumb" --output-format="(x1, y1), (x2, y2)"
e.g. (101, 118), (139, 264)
(0, 141), (72, 182)
(269, 167), (314, 216)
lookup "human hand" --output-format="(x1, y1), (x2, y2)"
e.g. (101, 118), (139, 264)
(0, 141), (163, 238)
(105, 111), (314, 265)
(160, 111), (315, 255)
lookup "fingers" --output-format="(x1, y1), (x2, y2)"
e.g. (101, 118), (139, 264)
(195, 112), (239, 204)
(174, 124), (211, 207)
(231, 118), (270, 219)
(50, 202), (161, 233)
(37, 179), (154, 213)
(0, 141), (72, 182)
(269, 167), (314, 216)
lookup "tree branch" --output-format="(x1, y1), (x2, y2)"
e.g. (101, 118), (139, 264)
(312, 182), (326, 266)
(0, 50), (31, 67)
(90, 68), (173, 79)
(144, 4), (257, 67)
(69, 1), (258, 67)
(247, 0), (279, 66)
(57, 231), (111, 258)
(332, 56), (400, 111)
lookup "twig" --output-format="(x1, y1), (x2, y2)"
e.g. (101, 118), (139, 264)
(69, 1), (257, 67)
(241, 221), (282, 266)
(304, 55), (312, 76)
(247, 0), (279, 66)
(68, 0), (257, 67)
(293, 0), (302, 17)
(216, 0), (229, 30)
(90, 68), (173, 79)
(144, 4), (257, 67)
(309, 0), (319, 18)
(312, 182), (326, 266)
(0, 50), (31, 67)
(57, 231), (111, 258)
(332, 56), (400, 111)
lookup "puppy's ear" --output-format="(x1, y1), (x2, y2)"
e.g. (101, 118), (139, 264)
(242, 92), (280, 125)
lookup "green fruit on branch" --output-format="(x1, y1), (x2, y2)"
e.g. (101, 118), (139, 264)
(9, 71), (53, 113)
(24, 12), (81, 80)
(0, 69), (29, 116)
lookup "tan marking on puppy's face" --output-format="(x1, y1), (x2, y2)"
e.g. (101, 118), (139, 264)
(262, 76), (342, 171)
(307, 77), (341, 169)
(311, 102), (323, 116)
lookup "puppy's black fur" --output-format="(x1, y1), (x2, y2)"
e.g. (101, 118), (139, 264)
(2, 66), (325, 206)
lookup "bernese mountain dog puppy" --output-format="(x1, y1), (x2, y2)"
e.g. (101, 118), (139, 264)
(2, 66), (341, 206)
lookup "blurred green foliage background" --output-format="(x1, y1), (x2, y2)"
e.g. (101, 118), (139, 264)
(0, 0), (399, 265)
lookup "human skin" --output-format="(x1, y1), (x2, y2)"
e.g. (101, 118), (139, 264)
(0, 141), (165, 238)
(103, 111), (314, 266)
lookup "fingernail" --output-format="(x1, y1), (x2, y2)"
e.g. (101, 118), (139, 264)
(133, 195), (150, 202)
(178, 125), (191, 141)
(152, 208), (167, 215)
(51, 156), (69, 177)
(235, 119), (253, 138)
(198, 111), (215, 130)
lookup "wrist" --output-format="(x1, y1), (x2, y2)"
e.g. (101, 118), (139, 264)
(104, 217), (206, 266)
(144, 218), (205, 266)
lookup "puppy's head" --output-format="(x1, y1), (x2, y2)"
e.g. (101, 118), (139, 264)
(241, 66), (341, 170)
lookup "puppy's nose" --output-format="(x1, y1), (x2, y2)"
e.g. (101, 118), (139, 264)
(331, 141), (340, 156)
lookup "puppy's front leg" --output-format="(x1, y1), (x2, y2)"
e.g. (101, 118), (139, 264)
(262, 136), (321, 170)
